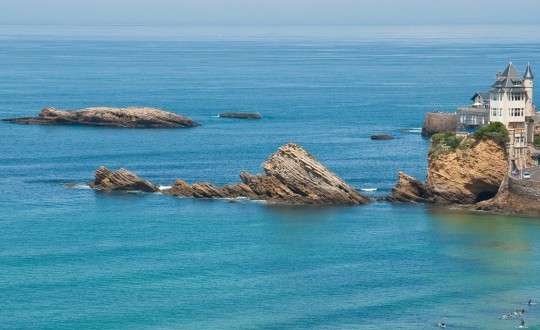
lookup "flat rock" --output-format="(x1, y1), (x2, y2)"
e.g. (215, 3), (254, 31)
(218, 112), (262, 119)
(371, 134), (394, 140)
(2, 107), (200, 128)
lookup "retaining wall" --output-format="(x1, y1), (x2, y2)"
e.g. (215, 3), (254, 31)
(508, 176), (540, 199)
(422, 112), (457, 136)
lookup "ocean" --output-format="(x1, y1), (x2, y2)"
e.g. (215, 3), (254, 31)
(1, 24), (540, 329)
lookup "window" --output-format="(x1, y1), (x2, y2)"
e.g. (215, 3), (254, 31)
(491, 108), (497, 116)
(510, 108), (524, 116)
(511, 93), (524, 101)
(492, 93), (498, 101)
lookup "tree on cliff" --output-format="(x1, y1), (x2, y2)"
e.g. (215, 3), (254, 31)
(473, 122), (509, 146)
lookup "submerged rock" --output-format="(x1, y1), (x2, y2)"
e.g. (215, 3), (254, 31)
(90, 143), (371, 206)
(89, 166), (159, 192)
(2, 107), (200, 128)
(218, 112), (262, 119)
(370, 134), (394, 140)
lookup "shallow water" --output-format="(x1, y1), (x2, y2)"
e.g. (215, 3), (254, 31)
(1, 25), (540, 329)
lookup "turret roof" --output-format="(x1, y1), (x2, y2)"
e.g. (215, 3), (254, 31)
(524, 63), (534, 79)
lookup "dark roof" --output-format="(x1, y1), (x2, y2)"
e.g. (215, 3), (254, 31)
(470, 92), (490, 102)
(491, 63), (525, 91)
(524, 63), (534, 79)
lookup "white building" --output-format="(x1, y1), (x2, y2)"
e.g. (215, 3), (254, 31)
(489, 62), (535, 168)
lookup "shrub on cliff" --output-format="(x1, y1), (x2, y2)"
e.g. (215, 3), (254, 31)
(430, 132), (465, 158)
(473, 122), (509, 145)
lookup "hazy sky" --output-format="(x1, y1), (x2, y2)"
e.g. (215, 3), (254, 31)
(2, 0), (540, 26)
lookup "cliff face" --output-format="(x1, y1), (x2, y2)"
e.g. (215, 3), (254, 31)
(425, 138), (508, 204)
(388, 138), (508, 205)
(90, 143), (371, 206)
(2, 107), (200, 128)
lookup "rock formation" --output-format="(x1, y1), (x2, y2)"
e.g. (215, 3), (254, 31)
(387, 138), (508, 204)
(2, 107), (200, 128)
(370, 134), (394, 140)
(89, 143), (371, 205)
(218, 113), (262, 119)
(425, 138), (507, 204)
(163, 143), (370, 205)
(386, 172), (432, 203)
(421, 112), (457, 136)
(89, 166), (160, 192)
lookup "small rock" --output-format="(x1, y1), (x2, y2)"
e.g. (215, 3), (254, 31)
(371, 134), (394, 140)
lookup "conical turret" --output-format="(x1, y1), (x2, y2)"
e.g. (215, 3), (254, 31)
(524, 63), (534, 79)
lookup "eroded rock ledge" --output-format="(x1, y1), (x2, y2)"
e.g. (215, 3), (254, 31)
(2, 107), (200, 128)
(89, 167), (160, 192)
(90, 143), (371, 206)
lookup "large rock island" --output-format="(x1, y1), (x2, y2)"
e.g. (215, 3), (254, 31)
(2, 107), (200, 128)
(89, 143), (371, 206)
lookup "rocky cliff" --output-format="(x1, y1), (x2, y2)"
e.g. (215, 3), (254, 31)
(425, 138), (507, 204)
(2, 107), (200, 128)
(88, 143), (371, 205)
(388, 138), (508, 204)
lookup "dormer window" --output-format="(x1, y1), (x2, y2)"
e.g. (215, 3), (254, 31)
(513, 80), (522, 86)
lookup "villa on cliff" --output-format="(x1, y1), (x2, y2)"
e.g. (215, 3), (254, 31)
(457, 62), (537, 169)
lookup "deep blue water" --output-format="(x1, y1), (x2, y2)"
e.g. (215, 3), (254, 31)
(2, 25), (540, 329)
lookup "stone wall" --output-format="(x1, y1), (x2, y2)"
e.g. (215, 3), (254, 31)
(421, 112), (457, 136)
(508, 176), (540, 199)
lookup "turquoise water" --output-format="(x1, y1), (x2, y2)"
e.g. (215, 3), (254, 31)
(2, 25), (540, 329)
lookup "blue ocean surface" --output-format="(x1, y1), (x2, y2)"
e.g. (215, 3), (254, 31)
(2, 25), (540, 329)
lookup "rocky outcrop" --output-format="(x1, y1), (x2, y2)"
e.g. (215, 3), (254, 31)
(387, 138), (507, 205)
(386, 172), (432, 203)
(89, 166), (159, 192)
(219, 112), (262, 119)
(425, 138), (507, 204)
(421, 112), (457, 136)
(2, 107), (200, 128)
(163, 143), (370, 205)
(472, 185), (540, 217)
(89, 143), (370, 205)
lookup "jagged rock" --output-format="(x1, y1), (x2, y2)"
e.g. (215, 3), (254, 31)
(2, 107), (200, 128)
(371, 134), (394, 140)
(163, 143), (371, 205)
(386, 172), (432, 203)
(89, 166), (159, 192)
(90, 144), (370, 205)
(259, 143), (370, 205)
(218, 113), (262, 119)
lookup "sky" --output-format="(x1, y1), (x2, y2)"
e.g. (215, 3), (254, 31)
(2, 0), (540, 26)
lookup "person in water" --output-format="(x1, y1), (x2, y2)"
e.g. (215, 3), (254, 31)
(438, 321), (445, 328)
(520, 319), (525, 327)
(529, 299), (532, 305)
